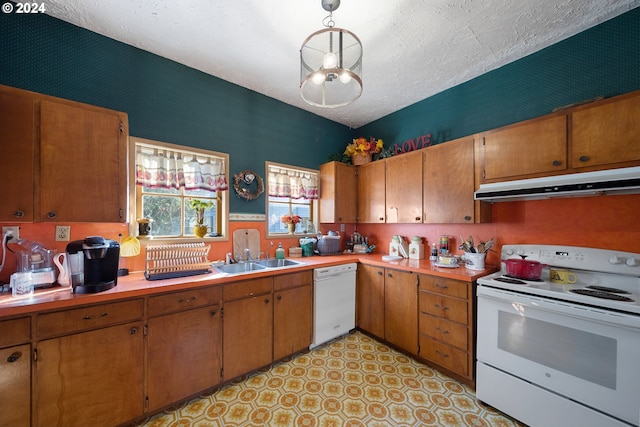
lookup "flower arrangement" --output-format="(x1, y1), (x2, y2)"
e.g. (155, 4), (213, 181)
(281, 214), (302, 225)
(344, 137), (384, 157)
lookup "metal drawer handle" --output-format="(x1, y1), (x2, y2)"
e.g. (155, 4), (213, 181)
(13, 210), (24, 218)
(435, 349), (449, 358)
(178, 297), (197, 303)
(7, 351), (22, 363)
(434, 283), (449, 289)
(434, 303), (448, 310)
(435, 326), (449, 334)
(82, 312), (108, 320)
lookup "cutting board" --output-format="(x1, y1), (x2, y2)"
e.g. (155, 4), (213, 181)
(232, 228), (262, 261)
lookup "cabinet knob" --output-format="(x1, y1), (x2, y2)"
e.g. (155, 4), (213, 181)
(464, 215), (471, 221)
(129, 327), (138, 335)
(552, 160), (561, 167)
(13, 210), (24, 218)
(210, 309), (217, 317)
(579, 155), (589, 162)
(7, 351), (22, 363)
(47, 211), (57, 218)
(415, 216), (421, 221)
(387, 273), (393, 278)
(277, 295), (282, 301)
(379, 217), (384, 222)
(264, 298), (270, 304)
(377, 271), (383, 276)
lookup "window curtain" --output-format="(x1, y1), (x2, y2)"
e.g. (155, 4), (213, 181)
(268, 167), (318, 199)
(135, 146), (228, 191)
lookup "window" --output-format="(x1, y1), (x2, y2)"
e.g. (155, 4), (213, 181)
(131, 137), (229, 240)
(266, 162), (319, 236)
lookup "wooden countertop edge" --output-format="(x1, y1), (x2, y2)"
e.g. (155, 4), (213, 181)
(0, 254), (498, 318)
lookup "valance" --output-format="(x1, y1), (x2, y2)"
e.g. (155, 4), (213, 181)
(268, 166), (318, 200)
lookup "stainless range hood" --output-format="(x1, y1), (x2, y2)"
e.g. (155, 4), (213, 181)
(474, 166), (640, 202)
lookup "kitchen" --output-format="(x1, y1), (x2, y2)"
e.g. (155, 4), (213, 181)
(1, 2), (640, 427)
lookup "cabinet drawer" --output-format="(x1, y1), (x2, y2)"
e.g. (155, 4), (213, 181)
(419, 335), (468, 377)
(274, 271), (312, 292)
(36, 299), (143, 338)
(419, 292), (467, 324)
(0, 317), (30, 347)
(419, 312), (467, 350)
(223, 277), (272, 301)
(148, 286), (221, 318)
(419, 275), (468, 299)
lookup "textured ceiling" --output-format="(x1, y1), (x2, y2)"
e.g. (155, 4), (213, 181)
(43, 0), (639, 128)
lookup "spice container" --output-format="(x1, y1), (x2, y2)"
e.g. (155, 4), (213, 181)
(409, 236), (424, 259)
(430, 243), (438, 261)
(389, 236), (401, 256)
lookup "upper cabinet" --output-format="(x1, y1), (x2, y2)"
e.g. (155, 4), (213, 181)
(357, 160), (386, 223)
(0, 84), (128, 223)
(479, 90), (640, 183)
(571, 92), (640, 170)
(319, 161), (357, 223)
(385, 151), (423, 223)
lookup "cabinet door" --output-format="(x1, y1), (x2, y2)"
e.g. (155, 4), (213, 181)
(0, 88), (35, 222)
(571, 93), (640, 169)
(319, 161), (357, 223)
(147, 305), (222, 412)
(223, 295), (273, 381)
(481, 115), (567, 182)
(384, 269), (418, 355)
(385, 151), (423, 223)
(423, 137), (476, 223)
(0, 344), (30, 427)
(357, 160), (386, 223)
(35, 322), (144, 427)
(274, 285), (312, 360)
(39, 100), (127, 222)
(356, 264), (385, 339)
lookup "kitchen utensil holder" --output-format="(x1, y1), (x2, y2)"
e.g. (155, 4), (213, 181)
(145, 242), (211, 280)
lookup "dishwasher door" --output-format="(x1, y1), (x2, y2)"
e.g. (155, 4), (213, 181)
(311, 263), (357, 348)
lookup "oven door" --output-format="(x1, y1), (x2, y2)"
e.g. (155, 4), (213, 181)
(477, 285), (640, 426)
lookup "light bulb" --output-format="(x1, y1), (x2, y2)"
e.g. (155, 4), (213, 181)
(323, 52), (338, 69)
(339, 71), (352, 83)
(312, 72), (325, 85)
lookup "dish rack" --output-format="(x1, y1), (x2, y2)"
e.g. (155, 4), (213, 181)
(145, 242), (211, 280)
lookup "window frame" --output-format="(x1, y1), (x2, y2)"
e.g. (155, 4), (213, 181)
(265, 161), (319, 238)
(129, 136), (230, 243)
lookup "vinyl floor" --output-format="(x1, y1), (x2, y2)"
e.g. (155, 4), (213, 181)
(137, 331), (524, 426)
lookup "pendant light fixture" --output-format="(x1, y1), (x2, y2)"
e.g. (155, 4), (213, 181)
(300, 0), (363, 108)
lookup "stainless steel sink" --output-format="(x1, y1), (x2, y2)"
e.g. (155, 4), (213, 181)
(215, 262), (268, 274)
(255, 259), (304, 268)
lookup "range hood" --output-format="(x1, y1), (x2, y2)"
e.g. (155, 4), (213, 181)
(474, 166), (640, 202)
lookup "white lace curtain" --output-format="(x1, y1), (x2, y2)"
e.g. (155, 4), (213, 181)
(268, 166), (318, 199)
(135, 145), (228, 191)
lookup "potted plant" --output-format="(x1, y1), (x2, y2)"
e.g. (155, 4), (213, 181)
(189, 198), (214, 238)
(281, 214), (301, 234)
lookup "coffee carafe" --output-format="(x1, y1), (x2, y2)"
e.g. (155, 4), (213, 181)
(65, 236), (120, 294)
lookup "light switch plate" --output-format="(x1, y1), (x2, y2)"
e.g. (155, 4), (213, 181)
(55, 225), (71, 241)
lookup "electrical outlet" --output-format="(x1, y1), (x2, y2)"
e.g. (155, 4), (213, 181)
(340, 224), (345, 232)
(55, 225), (71, 242)
(2, 226), (19, 241)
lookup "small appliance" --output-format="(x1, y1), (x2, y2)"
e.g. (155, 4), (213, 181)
(65, 236), (120, 294)
(13, 239), (57, 288)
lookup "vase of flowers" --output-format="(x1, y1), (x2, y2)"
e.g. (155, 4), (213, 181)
(344, 137), (384, 165)
(189, 198), (214, 238)
(281, 214), (301, 234)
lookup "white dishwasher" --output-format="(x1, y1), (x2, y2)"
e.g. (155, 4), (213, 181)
(311, 263), (357, 349)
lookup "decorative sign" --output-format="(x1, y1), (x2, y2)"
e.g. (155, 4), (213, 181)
(392, 133), (432, 155)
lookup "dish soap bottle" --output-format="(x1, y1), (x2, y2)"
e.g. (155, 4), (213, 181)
(275, 242), (285, 260)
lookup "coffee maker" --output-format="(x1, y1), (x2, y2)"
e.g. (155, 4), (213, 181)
(65, 236), (120, 294)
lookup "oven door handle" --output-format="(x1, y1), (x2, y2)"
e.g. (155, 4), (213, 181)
(478, 285), (640, 330)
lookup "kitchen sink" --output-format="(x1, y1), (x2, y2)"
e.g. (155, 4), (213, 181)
(215, 262), (268, 274)
(255, 259), (304, 268)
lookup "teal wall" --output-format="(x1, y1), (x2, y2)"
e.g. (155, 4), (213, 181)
(2, 7), (639, 214)
(360, 7), (640, 148)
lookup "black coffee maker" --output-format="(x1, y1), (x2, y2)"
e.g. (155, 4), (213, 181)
(65, 236), (120, 294)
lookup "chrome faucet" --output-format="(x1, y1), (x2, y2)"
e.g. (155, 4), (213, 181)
(244, 248), (251, 261)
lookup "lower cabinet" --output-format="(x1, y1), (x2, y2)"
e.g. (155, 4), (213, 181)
(273, 271), (313, 361)
(34, 321), (144, 427)
(356, 264), (385, 339)
(222, 277), (273, 381)
(418, 274), (474, 385)
(146, 286), (222, 412)
(0, 317), (30, 427)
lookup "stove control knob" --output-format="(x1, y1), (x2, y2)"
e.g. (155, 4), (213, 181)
(608, 255), (622, 265)
(625, 257), (638, 267)
(504, 249), (514, 256)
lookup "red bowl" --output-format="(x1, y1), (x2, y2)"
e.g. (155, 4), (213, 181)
(505, 258), (546, 280)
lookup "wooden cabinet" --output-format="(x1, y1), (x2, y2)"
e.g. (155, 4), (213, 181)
(0, 88), (36, 221)
(571, 91), (640, 170)
(273, 271), (313, 360)
(0, 317), (31, 427)
(424, 136), (490, 223)
(357, 160), (386, 223)
(385, 151), (423, 223)
(480, 114), (567, 182)
(356, 263), (385, 339)
(418, 274), (474, 385)
(222, 277), (273, 381)
(147, 287), (222, 412)
(319, 161), (357, 223)
(34, 321), (144, 427)
(0, 84), (128, 223)
(384, 269), (418, 354)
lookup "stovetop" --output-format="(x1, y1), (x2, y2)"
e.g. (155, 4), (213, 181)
(477, 245), (640, 315)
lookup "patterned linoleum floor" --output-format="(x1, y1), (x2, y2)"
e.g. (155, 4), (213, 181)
(138, 331), (524, 427)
